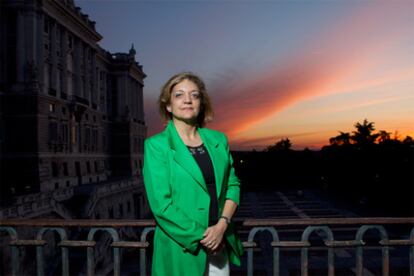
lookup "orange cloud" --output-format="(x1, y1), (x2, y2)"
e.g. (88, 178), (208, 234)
(231, 130), (326, 150)
(208, 1), (413, 143)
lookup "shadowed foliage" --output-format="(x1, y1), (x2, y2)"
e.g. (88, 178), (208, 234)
(232, 119), (414, 216)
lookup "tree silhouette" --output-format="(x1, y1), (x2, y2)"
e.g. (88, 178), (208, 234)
(266, 138), (292, 151)
(403, 135), (413, 144)
(327, 119), (413, 148)
(377, 130), (391, 144)
(329, 131), (351, 146)
(351, 119), (379, 145)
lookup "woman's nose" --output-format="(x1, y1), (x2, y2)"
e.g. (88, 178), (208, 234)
(184, 93), (192, 103)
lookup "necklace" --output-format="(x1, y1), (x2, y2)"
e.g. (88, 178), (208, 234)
(187, 144), (206, 155)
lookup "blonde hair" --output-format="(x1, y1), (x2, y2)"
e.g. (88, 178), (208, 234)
(158, 72), (213, 127)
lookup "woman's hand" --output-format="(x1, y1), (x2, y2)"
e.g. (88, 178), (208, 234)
(200, 219), (228, 252)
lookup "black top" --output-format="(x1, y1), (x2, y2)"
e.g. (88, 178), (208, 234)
(187, 144), (218, 224)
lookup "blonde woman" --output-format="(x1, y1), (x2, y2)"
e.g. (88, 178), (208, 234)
(143, 72), (243, 275)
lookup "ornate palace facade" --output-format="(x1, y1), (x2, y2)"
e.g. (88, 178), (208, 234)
(0, 0), (148, 220)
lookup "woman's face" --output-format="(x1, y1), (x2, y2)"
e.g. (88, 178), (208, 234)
(167, 79), (201, 123)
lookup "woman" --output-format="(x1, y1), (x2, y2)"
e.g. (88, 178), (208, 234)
(143, 72), (244, 275)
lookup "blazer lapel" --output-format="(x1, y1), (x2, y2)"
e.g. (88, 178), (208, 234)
(166, 121), (207, 193)
(199, 128), (225, 199)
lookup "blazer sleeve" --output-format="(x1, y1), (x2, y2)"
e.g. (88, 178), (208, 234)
(223, 135), (241, 206)
(143, 138), (205, 254)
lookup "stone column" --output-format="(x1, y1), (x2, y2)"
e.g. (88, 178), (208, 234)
(25, 8), (37, 84)
(102, 71), (107, 113)
(138, 84), (144, 122)
(91, 51), (97, 108)
(0, 9), (3, 82)
(118, 74), (126, 120)
(124, 75), (129, 119)
(129, 77), (134, 119)
(84, 46), (90, 103)
(131, 80), (136, 120)
(16, 10), (25, 83)
(134, 81), (139, 121)
(74, 38), (81, 97)
(61, 29), (68, 97)
(50, 20), (57, 93)
(36, 11), (44, 93)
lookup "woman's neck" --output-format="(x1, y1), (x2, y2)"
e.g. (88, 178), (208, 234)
(172, 119), (202, 146)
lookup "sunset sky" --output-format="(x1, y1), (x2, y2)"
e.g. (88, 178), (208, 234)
(78, 0), (414, 150)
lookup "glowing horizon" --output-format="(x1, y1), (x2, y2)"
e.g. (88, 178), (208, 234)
(77, 0), (414, 150)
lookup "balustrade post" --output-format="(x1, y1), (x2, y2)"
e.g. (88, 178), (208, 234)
(36, 227), (69, 276)
(140, 227), (155, 276)
(300, 226), (334, 276)
(355, 225), (389, 276)
(410, 227), (414, 276)
(0, 227), (19, 276)
(87, 227), (120, 276)
(246, 227), (279, 276)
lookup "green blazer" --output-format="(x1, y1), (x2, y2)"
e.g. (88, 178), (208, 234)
(143, 120), (243, 276)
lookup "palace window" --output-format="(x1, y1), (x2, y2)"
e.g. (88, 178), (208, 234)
(52, 162), (58, 177)
(48, 121), (58, 142)
(86, 161), (91, 174)
(63, 162), (68, 176)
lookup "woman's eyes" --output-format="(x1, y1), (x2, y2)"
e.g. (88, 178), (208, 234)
(173, 91), (200, 99)
(191, 92), (200, 99)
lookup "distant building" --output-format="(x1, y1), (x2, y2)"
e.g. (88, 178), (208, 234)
(0, 0), (148, 219)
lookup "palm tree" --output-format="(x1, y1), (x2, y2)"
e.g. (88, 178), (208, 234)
(329, 131), (351, 146)
(351, 119), (379, 145)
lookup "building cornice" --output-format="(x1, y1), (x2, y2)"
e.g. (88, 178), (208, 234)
(43, 0), (103, 49)
(129, 65), (146, 84)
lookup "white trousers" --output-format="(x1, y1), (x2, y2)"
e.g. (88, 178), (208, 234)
(204, 247), (229, 276)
